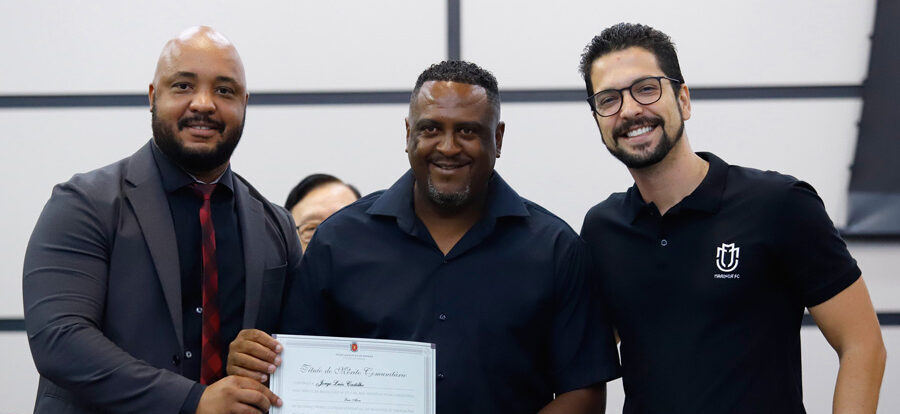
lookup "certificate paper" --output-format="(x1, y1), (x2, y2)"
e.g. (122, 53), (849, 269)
(270, 334), (436, 414)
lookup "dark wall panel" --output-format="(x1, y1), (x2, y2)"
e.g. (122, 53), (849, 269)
(847, 0), (900, 235)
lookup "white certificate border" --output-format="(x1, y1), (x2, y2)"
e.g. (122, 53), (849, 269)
(270, 334), (435, 414)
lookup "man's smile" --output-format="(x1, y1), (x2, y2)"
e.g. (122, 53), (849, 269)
(179, 117), (225, 137)
(430, 158), (471, 173)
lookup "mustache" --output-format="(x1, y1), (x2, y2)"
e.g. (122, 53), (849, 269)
(613, 116), (662, 138)
(177, 115), (225, 132)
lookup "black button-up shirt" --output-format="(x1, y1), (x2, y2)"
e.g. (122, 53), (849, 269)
(151, 143), (246, 412)
(281, 170), (620, 413)
(581, 152), (860, 413)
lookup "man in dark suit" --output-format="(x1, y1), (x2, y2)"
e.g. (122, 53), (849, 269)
(23, 26), (291, 413)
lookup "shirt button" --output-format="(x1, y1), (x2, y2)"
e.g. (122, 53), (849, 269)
(438, 313), (447, 321)
(437, 373), (445, 380)
(195, 307), (203, 314)
(172, 354), (181, 366)
(185, 351), (193, 359)
(660, 239), (668, 247)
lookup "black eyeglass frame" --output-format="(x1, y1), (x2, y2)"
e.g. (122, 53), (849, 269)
(586, 76), (683, 117)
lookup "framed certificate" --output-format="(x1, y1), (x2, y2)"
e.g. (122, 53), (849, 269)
(270, 334), (436, 414)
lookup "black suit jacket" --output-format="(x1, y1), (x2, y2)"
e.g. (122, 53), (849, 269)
(23, 141), (302, 413)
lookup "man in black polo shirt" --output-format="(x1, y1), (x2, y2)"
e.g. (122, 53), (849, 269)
(228, 60), (621, 413)
(577, 23), (886, 412)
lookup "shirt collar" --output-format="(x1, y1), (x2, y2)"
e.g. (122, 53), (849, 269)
(623, 151), (727, 223)
(150, 139), (235, 193)
(681, 152), (727, 213)
(366, 169), (530, 233)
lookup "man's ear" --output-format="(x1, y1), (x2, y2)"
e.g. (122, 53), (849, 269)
(148, 84), (155, 112)
(494, 121), (505, 158)
(678, 83), (691, 121)
(404, 117), (411, 153)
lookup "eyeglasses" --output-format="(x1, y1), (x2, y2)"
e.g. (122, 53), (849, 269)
(587, 76), (682, 117)
(296, 221), (321, 245)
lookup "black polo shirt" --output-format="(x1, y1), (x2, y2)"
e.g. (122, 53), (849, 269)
(151, 143), (246, 412)
(280, 170), (620, 414)
(581, 152), (860, 413)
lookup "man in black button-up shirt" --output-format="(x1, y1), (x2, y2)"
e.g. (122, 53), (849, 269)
(229, 61), (620, 413)
(24, 26), (290, 414)
(577, 23), (885, 413)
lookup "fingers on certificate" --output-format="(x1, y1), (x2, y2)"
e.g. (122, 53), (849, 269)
(197, 375), (282, 414)
(228, 329), (284, 383)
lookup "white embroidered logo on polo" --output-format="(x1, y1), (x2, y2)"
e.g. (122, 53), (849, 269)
(714, 242), (740, 279)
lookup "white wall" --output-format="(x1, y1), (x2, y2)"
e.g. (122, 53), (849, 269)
(0, 1), (447, 93)
(2, 0), (895, 412)
(462, 0), (873, 88)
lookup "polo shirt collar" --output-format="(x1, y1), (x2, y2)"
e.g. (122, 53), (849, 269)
(622, 151), (727, 223)
(366, 169), (530, 233)
(150, 139), (235, 194)
(681, 152), (727, 213)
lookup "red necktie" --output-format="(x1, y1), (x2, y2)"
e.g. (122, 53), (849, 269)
(191, 183), (223, 385)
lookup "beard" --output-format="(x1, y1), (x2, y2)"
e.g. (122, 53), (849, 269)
(151, 103), (245, 174)
(604, 109), (685, 169)
(426, 177), (471, 208)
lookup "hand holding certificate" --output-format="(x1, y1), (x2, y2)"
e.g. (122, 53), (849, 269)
(270, 335), (435, 414)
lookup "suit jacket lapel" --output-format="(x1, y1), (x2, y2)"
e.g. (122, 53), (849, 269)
(123, 142), (184, 347)
(234, 178), (266, 328)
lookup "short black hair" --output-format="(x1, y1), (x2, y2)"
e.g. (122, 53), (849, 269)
(411, 60), (500, 108)
(284, 173), (361, 212)
(579, 23), (684, 97)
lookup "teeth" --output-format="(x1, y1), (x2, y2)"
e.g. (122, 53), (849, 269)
(626, 126), (652, 137)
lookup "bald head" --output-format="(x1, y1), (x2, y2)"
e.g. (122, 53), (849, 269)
(152, 26), (246, 89)
(148, 26), (249, 182)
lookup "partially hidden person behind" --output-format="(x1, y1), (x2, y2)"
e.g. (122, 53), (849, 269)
(284, 173), (360, 252)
